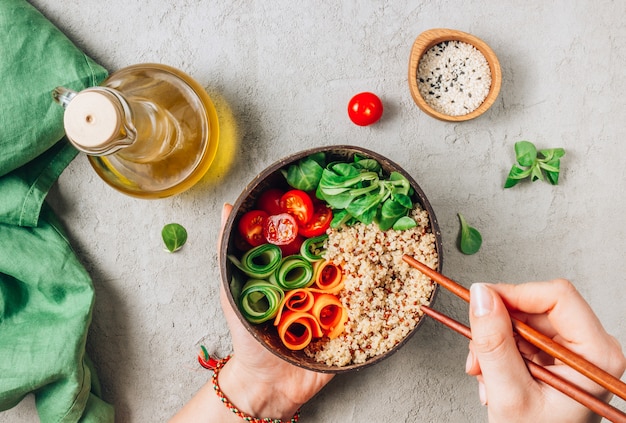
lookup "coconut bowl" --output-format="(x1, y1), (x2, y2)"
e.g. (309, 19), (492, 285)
(219, 145), (442, 372)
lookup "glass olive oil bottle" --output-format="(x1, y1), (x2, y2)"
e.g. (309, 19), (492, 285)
(53, 63), (219, 198)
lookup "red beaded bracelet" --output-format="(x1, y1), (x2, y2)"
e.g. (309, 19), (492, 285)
(211, 355), (301, 423)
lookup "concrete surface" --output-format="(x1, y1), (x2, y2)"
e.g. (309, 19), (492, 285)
(4, 0), (626, 421)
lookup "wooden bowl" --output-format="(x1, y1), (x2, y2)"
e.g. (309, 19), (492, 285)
(220, 146), (443, 373)
(408, 28), (502, 122)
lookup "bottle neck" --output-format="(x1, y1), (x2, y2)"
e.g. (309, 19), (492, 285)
(62, 87), (179, 161)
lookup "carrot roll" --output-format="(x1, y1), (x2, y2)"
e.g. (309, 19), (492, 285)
(313, 261), (344, 293)
(276, 310), (323, 350)
(311, 293), (347, 339)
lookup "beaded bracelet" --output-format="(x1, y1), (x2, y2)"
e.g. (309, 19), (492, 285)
(211, 355), (301, 423)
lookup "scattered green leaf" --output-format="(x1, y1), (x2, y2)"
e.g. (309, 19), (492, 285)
(514, 140), (537, 167)
(457, 214), (482, 255)
(162, 223), (188, 252)
(504, 141), (565, 188)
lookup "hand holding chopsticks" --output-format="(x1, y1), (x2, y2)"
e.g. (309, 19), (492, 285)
(403, 254), (626, 423)
(420, 304), (626, 422)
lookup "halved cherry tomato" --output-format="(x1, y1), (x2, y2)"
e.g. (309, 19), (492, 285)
(238, 210), (268, 247)
(264, 213), (298, 245)
(299, 202), (332, 237)
(257, 188), (285, 215)
(348, 92), (383, 126)
(279, 235), (304, 256)
(280, 190), (313, 226)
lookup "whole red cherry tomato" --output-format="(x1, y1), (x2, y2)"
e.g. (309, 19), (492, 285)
(280, 190), (314, 226)
(264, 213), (298, 245)
(257, 188), (285, 215)
(238, 210), (269, 247)
(348, 92), (383, 126)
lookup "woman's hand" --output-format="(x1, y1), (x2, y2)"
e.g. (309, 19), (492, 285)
(170, 204), (333, 422)
(466, 280), (626, 423)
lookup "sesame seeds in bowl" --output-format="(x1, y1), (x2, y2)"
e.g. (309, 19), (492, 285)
(418, 41), (491, 116)
(408, 28), (502, 122)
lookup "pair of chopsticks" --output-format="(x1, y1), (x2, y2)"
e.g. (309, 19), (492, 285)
(402, 254), (626, 423)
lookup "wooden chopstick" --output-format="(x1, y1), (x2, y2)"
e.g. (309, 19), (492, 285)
(402, 254), (626, 403)
(420, 305), (626, 423)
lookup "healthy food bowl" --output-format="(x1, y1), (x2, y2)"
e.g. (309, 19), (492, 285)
(220, 146), (442, 373)
(408, 28), (502, 122)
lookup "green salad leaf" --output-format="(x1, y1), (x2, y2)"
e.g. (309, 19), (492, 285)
(352, 156), (381, 172)
(283, 154), (417, 231)
(281, 153), (325, 191)
(162, 223), (188, 252)
(392, 216), (417, 231)
(457, 214), (482, 255)
(376, 198), (408, 231)
(505, 141), (565, 188)
(515, 140), (537, 167)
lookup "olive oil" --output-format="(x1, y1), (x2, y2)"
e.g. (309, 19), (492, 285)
(55, 63), (219, 198)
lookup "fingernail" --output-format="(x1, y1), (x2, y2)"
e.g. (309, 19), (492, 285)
(478, 381), (488, 406)
(465, 350), (473, 373)
(470, 283), (493, 317)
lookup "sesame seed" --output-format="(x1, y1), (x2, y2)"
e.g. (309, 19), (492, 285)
(417, 40), (491, 116)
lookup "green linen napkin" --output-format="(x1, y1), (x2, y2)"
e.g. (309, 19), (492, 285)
(0, 0), (114, 421)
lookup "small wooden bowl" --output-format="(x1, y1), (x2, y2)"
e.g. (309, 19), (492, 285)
(408, 28), (502, 122)
(220, 146), (442, 373)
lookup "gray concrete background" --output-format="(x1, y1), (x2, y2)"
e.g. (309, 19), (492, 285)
(3, 0), (626, 421)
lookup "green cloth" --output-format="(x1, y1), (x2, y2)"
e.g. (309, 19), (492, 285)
(0, 0), (114, 421)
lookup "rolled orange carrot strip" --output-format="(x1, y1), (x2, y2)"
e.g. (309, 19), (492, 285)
(273, 288), (315, 326)
(284, 289), (315, 312)
(276, 310), (324, 350)
(313, 261), (344, 293)
(311, 293), (347, 339)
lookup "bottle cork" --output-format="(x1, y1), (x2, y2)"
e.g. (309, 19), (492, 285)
(63, 90), (123, 153)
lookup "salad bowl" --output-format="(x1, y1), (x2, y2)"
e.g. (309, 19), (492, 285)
(219, 145), (443, 372)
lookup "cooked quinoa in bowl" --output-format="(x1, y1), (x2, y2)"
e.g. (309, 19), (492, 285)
(220, 146), (442, 373)
(304, 206), (438, 366)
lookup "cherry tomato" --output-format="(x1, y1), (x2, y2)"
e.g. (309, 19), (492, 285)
(264, 213), (298, 245)
(234, 231), (255, 252)
(257, 188), (284, 215)
(279, 235), (304, 256)
(348, 92), (383, 126)
(280, 190), (314, 226)
(238, 210), (268, 247)
(299, 202), (332, 237)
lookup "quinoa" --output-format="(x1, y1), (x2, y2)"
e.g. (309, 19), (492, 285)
(417, 40), (491, 116)
(304, 205), (438, 366)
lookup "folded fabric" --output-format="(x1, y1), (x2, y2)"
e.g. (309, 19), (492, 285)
(0, 140), (77, 228)
(0, 0), (114, 421)
(0, 0), (107, 179)
(0, 206), (114, 422)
